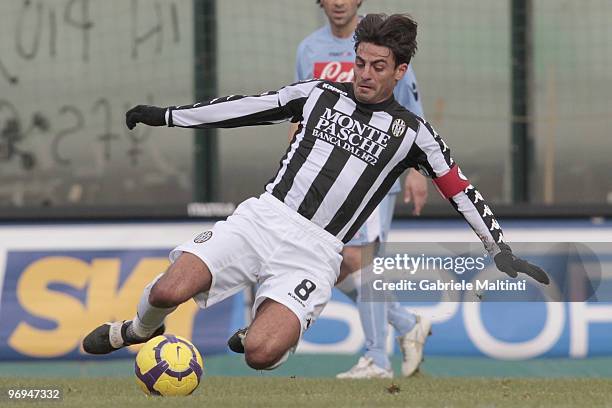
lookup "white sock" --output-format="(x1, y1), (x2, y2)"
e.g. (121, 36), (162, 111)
(130, 274), (176, 338)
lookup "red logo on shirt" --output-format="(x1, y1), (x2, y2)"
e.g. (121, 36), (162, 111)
(313, 61), (354, 82)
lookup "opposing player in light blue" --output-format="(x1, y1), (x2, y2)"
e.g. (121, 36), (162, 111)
(293, 0), (431, 378)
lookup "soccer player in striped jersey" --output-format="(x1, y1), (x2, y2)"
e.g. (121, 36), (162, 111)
(294, 0), (430, 379)
(83, 14), (549, 373)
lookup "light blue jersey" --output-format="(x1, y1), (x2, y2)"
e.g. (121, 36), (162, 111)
(295, 24), (424, 119)
(295, 22), (423, 372)
(295, 23), (424, 244)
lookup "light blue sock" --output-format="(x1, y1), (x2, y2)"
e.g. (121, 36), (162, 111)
(358, 278), (391, 371)
(388, 301), (417, 337)
(359, 300), (391, 370)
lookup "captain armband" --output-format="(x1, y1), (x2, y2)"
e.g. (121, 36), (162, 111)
(432, 164), (471, 198)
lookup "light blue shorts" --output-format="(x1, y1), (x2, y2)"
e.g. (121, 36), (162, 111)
(346, 193), (397, 246)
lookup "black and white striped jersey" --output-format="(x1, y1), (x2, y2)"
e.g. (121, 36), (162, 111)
(168, 80), (504, 253)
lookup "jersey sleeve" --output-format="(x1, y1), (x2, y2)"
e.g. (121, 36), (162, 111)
(167, 80), (321, 129)
(406, 120), (505, 256)
(394, 65), (424, 118)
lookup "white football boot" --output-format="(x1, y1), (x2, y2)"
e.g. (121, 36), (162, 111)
(336, 356), (393, 379)
(397, 314), (432, 376)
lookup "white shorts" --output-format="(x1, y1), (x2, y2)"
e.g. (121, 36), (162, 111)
(346, 193), (397, 246)
(169, 192), (343, 334)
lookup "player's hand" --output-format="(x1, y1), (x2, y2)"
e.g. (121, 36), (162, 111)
(404, 169), (428, 216)
(125, 105), (167, 130)
(494, 243), (550, 285)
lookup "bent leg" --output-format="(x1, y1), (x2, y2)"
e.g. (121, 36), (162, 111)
(83, 252), (212, 354)
(149, 252), (212, 307)
(244, 298), (301, 370)
(131, 252), (212, 337)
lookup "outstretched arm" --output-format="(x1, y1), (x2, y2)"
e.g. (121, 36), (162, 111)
(407, 120), (549, 285)
(126, 80), (322, 130)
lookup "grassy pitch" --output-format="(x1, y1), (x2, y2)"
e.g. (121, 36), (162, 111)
(1, 376), (611, 408)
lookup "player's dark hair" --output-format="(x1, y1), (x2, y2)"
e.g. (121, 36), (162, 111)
(353, 14), (417, 66)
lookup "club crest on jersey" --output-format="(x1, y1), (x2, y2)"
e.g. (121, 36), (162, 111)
(391, 118), (406, 138)
(194, 231), (213, 243)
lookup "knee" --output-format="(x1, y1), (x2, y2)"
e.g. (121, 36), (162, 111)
(244, 337), (286, 370)
(148, 281), (180, 308)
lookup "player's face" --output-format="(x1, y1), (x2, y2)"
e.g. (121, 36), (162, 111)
(320, 0), (361, 31)
(353, 42), (407, 104)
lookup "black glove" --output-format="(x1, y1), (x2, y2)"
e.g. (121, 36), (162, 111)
(494, 243), (550, 285)
(125, 105), (167, 130)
